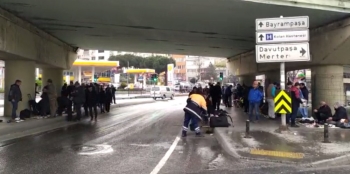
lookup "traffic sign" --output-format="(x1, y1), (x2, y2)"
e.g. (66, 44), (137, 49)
(256, 30), (309, 44)
(274, 90), (291, 114)
(256, 42), (310, 63)
(256, 16), (309, 31)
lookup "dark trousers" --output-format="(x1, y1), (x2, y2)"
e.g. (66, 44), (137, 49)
(112, 93), (116, 104)
(84, 104), (88, 116)
(99, 103), (105, 113)
(314, 112), (328, 123)
(66, 100), (73, 121)
(244, 98), (249, 112)
(212, 98), (221, 110)
(88, 105), (98, 120)
(287, 105), (299, 125)
(74, 103), (82, 120)
(105, 102), (111, 112)
(11, 101), (18, 119)
(182, 112), (200, 133)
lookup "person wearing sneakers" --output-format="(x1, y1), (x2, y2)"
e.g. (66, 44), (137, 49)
(8, 80), (23, 123)
(182, 90), (207, 137)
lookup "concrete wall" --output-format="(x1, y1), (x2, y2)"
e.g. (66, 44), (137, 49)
(0, 8), (76, 69)
(228, 17), (350, 76)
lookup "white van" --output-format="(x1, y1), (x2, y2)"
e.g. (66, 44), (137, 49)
(150, 86), (175, 100)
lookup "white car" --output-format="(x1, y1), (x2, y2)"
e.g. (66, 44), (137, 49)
(150, 86), (175, 100)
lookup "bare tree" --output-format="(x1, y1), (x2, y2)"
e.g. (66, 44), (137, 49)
(287, 70), (305, 83)
(195, 56), (203, 82)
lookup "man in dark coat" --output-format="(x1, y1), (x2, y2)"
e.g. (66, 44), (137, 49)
(86, 85), (98, 121)
(105, 85), (113, 112)
(72, 82), (85, 121)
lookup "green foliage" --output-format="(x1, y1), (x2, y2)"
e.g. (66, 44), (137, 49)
(0, 88), (4, 93)
(190, 78), (197, 84)
(109, 54), (175, 73)
(202, 63), (218, 81)
(119, 82), (127, 89)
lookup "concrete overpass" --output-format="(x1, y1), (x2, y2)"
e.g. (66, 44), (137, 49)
(0, 0), (349, 115)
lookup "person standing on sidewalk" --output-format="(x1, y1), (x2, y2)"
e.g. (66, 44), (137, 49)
(72, 82), (85, 121)
(8, 80), (23, 123)
(105, 85), (112, 112)
(46, 79), (58, 117)
(299, 83), (309, 118)
(266, 82), (276, 120)
(111, 85), (117, 104)
(248, 81), (263, 123)
(288, 82), (303, 127)
(86, 85), (98, 121)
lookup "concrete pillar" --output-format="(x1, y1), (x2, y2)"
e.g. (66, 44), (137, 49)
(4, 60), (36, 117)
(134, 74), (138, 84)
(91, 66), (95, 82)
(239, 75), (255, 85)
(143, 74), (146, 88)
(312, 65), (344, 113)
(265, 71), (280, 85)
(78, 66), (82, 83)
(42, 68), (63, 96)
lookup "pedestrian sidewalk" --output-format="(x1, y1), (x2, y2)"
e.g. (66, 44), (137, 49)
(214, 107), (350, 168)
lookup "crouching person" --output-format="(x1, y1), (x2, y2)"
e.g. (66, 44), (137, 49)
(182, 91), (207, 137)
(327, 102), (348, 126)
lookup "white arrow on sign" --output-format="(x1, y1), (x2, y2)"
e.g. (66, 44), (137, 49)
(255, 43), (310, 63)
(256, 16), (309, 31)
(256, 30), (309, 44)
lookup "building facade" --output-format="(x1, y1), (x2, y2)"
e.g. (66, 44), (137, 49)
(172, 55), (187, 81)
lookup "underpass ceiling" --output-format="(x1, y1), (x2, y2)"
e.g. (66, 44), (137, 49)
(0, 0), (349, 57)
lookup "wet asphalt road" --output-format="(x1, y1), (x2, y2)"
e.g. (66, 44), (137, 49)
(0, 96), (349, 174)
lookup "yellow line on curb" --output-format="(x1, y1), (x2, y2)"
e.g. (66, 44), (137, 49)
(250, 149), (304, 159)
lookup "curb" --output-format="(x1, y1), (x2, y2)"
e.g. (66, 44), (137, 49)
(214, 127), (350, 167)
(213, 128), (242, 158)
(307, 154), (350, 168)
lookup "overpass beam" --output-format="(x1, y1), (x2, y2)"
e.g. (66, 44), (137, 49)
(4, 60), (36, 117)
(42, 68), (64, 96)
(312, 65), (344, 112)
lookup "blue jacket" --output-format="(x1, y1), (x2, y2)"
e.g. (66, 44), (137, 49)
(248, 88), (263, 103)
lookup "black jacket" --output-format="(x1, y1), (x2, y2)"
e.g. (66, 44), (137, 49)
(317, 105), (332, 117)
(86, 90), (98, 106)
(210, 85), (222, 99)
(300, 87), (309, 101)
(98, 90), (106, 103)
(72, 86), (86, 104)
(333, 106), (348, 121)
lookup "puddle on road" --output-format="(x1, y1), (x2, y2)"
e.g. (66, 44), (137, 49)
(71, 144), (113, 156)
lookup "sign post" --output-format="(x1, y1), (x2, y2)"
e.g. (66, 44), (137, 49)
(255, 15), (310, 131)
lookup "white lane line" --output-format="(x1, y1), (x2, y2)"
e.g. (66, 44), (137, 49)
(150, 136), (181, 174)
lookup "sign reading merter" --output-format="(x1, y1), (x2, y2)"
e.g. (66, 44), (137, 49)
(256, 43), (310, 63)
(255, 16), (310, 63)
(256, 16), (309, 31)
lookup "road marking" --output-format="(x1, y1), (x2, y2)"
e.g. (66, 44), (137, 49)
(250, 149), (304, 159)
(150, 136), (181, 174)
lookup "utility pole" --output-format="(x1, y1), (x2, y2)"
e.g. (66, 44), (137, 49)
(127, 61), (129, 96)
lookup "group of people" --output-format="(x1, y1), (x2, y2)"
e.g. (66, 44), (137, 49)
(7, 78), (118, 123)
(59, 81), (117, 121)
